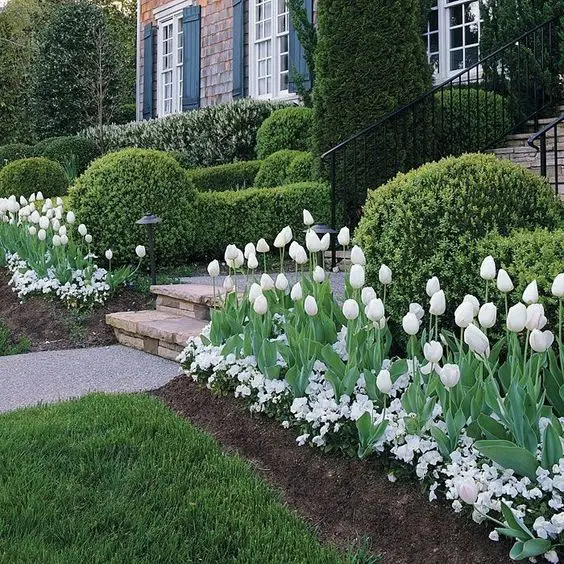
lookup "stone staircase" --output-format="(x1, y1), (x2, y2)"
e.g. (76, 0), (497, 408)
(106, 284), (218, 361)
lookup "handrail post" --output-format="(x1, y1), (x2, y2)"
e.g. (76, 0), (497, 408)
(330, 151), (337, 269)
(540, 133), (547, 178)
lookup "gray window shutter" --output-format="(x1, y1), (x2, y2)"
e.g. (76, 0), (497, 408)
(142, 23), (155, 120)
(232, 0), (245, 99)
(182, 6), (201, 111)
(288, 0), (313, 93)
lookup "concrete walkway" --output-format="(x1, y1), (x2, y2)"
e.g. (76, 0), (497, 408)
(0, 345), (179, 413)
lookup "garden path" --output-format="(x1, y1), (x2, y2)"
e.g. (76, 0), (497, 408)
(0, 345), (178, 412)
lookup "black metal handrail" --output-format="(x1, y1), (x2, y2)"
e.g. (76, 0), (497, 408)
(528, 115), (564, 196)
(323, 16), (560, 229)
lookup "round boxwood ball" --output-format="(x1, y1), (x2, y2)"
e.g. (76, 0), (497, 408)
(0, 157), (69, 199)
(39, 136), (100, 176)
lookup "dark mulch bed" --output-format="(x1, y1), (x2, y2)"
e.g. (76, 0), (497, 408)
(152, 376), (512, 564)
(0, 269), (153, 351)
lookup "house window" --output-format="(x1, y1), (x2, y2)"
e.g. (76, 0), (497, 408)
(157, 12), (184, 116)
(250, 0), (292, 100)
(424, 0), (482, 83)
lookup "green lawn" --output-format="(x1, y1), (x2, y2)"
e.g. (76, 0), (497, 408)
(0, 394), (344, 563)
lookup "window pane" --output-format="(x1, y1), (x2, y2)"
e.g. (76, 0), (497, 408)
(450, 48), (464, 71)
(464, 2), (479, 23)
(450, 27), (463, 48)
(450, 5), (463, 26)
(465, 23), (479, 45)
(280, 72), (288, 91)
(430, 53), (440, 73)
(465, 46), (478, 66)
(279, 34), (288, 54)
(430, 32), (439, 53)
(430, 10), (438, 31)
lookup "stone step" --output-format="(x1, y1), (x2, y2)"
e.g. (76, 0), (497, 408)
(106, 310), (206, 361)
(151, 283), (221, 321)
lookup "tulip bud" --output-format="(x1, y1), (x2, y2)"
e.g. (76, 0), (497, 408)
(426, 276), (440, 297)
(273, 230), (287, 249)
(458, 478), (479, 505)
(260, 273), (275, 291)
(78, 223), (87, 237)
(19, 196), (27, 206)
(59, 225), (67, 236)
(478, 302), (497, 329)
(463, 294), (480, 316)
(207, 259), (220, 278)
(135, 245), (146, 258)
(350, 264), (365, 289)
(38, 229), (46, 241)
(429, 290), (446, 316)
(36, 191), (44, 201)
(290, 282), (303, 301)
(402, 312), (420, 335)
(282, 225), (292, 244)
(253, 294), (268, 315)
(288, 241), (299, 260)
(105, 249), (114, 261)
(66, 211), (76, 224)
(409, 302), (425, 321)
(376, 369), (393, 395)
(248, 283), (263, 304)
(275, 273), (289, 291)
(342, 299), (360, 320)
(464, 323), (490, 358)
(365, 298), (385, 322)
(529, 329), (554, 353)
(350, 245), (365, 266)
(304, 295), (318, 316)
(39, 216), (49, 230)
(294, 246), (308, 265)
(223, 275), (235, 292)
(337, 226), (350, 247)
(244, 242), (256, 259)
(303, 209), (314, 226)
(526, 304), (547, 331)
(379, 264), (392, 285)
(497, 269), (514, 293)
(506, 302), (527, 332)
(423, 341), (443, 364)
(439, 364), (460, 389)
(51, 219), (60, 232)
(305, 230), (321, 253)
(28, 226), (37, 236)
(552, 273), (564, 298)
(60, 234), (68, 246)
(247, 253), (259, 270)
(522, 280), (539, 305)
(30, 210), (40, 224)
(224, 244), (238, 262)
(361, 286), (377, 306)
(480, 255), (496, 281)
(313, 266), (325, 283)
(29, 193), (36, 203)
(234, 249), (244, 269)
(454, 301), (474, 328)
(319, 233), (331, 252)
(56, 197), (63, 206)
(84, 234), (93, 244)
(52, 234), (61, 247)
(256, 238), (270, 253)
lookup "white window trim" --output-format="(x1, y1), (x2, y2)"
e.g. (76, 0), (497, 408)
(249, 0), (299, 102)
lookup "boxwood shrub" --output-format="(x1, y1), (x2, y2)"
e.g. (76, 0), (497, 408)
(256, 107), (314, 159)
(286, 152), (316, 183)
(191, 182), (331, 258)
(0, 157), (69, 198)
(69, 149), (196, 266)
(187, 161), (262, 192)
(254, 150), (305, 188)
(354, 153), (563, 325)
(0, 144), (35, 170)
(38, 136), (100, 176)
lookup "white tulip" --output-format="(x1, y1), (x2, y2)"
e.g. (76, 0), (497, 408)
(454, 301), (475, 328)
(365, 298), (385, 322)
(361, 286), (377, 306)
(290, 282), (303, 301)
(342, 299), (360, 320)
(376, 369), (393, 395)
(54, 208), (62, 220)
(224, 244), (238, 262)
(135, 245), (146, 258)
(51, 219), (60, 232)
(319, 233), (331, 252)
(426, 276), (440, 297)
(30, 210), (40, 224)
(506, 303), (527, 332)
(522, 280), (539, 305)
(56, 197), (63, 206)
(28, 226), (37, 236)
(66, 211), (76, 224)
(288, 241), (299, 260)
(39, 216), (49, 230)
(350, 264), (365, 289)
(273, 230), (287, 248)
(36, 191), (44, 201)
(379, 264), (392, 285)
(463, 294), (480, 316)
(424, 341), (443, 364)
(303, 209), (314, 226)
(529, 329), (553, 353)
(37, 229), (46, 241)
(247, 253), (259, 270)
(552, 273), (564, 298)
(45, 208), (54, 219)
(350, 245), (366, 266)
(248, 283), (263, 304)
(480, 255), (497, 281)
(105, 249), (114, 262)
(429, 290), (446, 316)
(294, 246), (308, 265)
(260, 273), (275, 291)
(304, 295), (318, 316)
(440, 364), (461, 389)
(52, 234), (61, 247)
(464, 323), (490, 358)
(256, 238), (270, 253)
(458, 478), (479, 505)
(337, 226), (350, 247)
(78, 223), (87, 237)
(497, 269), (514, 293)
(19, 195), (27, 206)
(84, 234), (93, 244)
(234, 249), (244, 269)
(305, 230), (321, 253)
(244, 242), (256, 259)
(409, 302), (425, 321)
(282, 225), (293, 244)
(29, 193), (36, 203)
(526, 303), (547, 331)
(207, 259), (220, 278)
(402, 312), (420, 335)
(374, 317), (386, 330)
(253, 294), (268, 315)
(59, 225), (67, 236)
(223, 275), (235, 292)
(275, 273), (289, 291)
(313, 266), (325, 283)
(60, 234), (68, 246)
(478, 303), (497, 329)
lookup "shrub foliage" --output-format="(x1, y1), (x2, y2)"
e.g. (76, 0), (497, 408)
(0, 144), (35, 170)
(187, 161), (262, 192)
(254, 150), (305, 188)
(37, 136), (101, 176)
(0, 157), (69, 199)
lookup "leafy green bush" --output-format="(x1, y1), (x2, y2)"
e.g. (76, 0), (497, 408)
(355, 153), (563, 324)
(254, 150), (304, 188)
(80, 99), (284, 167)
(32, 137), (61, 155)
(0, 157), (69, 198)
(37, 136), (100, 176)
(69, 149), (196, 266)
(286, 152), (315, 183)
(113, 103), (137, 125)
(191, 182), (331, 258)
(187, 161), (262, 192)
(434, 88), (512, 155)
(0, 143), (34, 170)
(256, 107), (313, 159)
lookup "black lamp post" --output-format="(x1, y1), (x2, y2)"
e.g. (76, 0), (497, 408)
(310, 224), (338, 269)
(136, 213), (161, 285)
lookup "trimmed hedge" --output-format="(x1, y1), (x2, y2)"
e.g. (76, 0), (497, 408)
(0, 144), (34, 170)
(0, 157), (69, 199)
(256, 107), (314, 159)
(190, 182), (331, 258)
(286, 152), (315, 183)
(355, 153), (564, 324)
(254, 150), (304, 188)
(69, 149), (196, 266)
(187, 161), (262, 192)
(79, 99), (285, 167)
(37, 136), (100, 176)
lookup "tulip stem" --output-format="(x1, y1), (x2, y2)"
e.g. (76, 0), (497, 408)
(523, 329), (530, 377)
(485, 280), (489, 304)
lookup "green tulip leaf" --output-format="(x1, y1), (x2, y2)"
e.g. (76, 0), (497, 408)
(541, 421), (563, 470)
(477, 414), (510, 441)
(475, 440), (539, 480)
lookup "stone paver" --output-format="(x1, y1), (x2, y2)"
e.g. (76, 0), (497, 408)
(0, 345), (180, 413)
